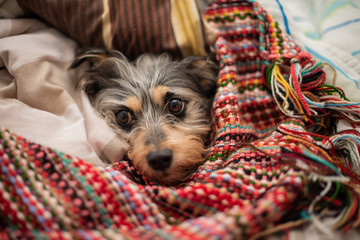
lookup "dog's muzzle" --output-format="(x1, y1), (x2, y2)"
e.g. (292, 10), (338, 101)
(146, 148), (173, 170)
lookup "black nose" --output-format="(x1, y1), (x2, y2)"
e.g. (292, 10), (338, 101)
(146, 148), (173, 170)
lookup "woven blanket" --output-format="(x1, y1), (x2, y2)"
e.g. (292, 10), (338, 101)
(1, 0), (360, 239)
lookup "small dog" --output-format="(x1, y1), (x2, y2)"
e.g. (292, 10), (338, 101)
(71, 49), (218, 185)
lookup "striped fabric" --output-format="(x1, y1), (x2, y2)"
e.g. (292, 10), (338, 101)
(17, 0), (207, 59)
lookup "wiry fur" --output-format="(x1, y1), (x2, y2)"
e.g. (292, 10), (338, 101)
(71, 49), (218, 185)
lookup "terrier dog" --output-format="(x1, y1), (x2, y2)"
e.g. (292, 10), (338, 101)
(71, 49), (218, 185)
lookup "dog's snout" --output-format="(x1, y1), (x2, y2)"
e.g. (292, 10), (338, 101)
(146, 148), (173, 170)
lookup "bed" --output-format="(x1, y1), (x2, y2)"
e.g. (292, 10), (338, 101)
(1, 0), (360, 239)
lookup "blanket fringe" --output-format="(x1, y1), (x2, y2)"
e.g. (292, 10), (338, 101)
(264, 52), (360, 132)
(271, 121), (360, 233)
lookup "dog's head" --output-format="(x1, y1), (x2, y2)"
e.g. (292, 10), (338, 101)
(71, 49), (218, 185)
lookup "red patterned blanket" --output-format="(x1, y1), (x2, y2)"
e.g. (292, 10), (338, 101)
(1, 0), (360, 239)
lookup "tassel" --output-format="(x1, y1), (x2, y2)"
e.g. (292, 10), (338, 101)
(275, 138), (360, 233)
(264, 52), (360, 129)
(332, 187), (360, 231)
(278, 125), (360, 180)
(267, 63), (312, 122)
(327, 131), (360, 174)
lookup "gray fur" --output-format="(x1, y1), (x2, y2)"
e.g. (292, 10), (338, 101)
(71, 49), (218, 184)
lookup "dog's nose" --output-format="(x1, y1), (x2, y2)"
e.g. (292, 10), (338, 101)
(146, 148), (173, 170)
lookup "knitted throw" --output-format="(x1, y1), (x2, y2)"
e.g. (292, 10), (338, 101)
(1, 0), (360, 239)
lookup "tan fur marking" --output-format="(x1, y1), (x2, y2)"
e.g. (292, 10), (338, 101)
(125, 96), (142, 113)
(158, 126), (205, 185)
(126, 123), (206, 185)
(152, 86), (169, 106)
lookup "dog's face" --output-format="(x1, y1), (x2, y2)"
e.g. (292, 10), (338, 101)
(71, 50), (218, 185)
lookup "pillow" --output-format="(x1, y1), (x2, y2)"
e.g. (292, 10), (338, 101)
(17, 0), (209, 60)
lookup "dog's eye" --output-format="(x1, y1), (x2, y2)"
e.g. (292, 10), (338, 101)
(116, 110), (132, 126)
(167, 98), (184, 114)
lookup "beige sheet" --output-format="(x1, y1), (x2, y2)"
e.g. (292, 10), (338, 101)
(0, 12), (126, 166)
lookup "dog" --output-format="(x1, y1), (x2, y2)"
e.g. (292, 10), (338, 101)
(70, 49), (218, 185)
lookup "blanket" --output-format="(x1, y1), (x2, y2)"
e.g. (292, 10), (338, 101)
(1, 0), (360, 239)
(258, 0), (360, 102)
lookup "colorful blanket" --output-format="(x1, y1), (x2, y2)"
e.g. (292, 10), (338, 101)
(1, 0), (360, 239)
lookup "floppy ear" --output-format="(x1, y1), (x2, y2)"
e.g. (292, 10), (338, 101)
(180, 56), (219, 98)
(70, 49), (127, 103)
(70, 48), (126, 69)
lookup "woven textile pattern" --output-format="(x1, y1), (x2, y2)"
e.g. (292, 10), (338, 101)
(1, 0), (360, 239)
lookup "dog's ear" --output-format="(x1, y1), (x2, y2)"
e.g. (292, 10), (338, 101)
(70, 48), (126, 68)
(180, 56), (219, 98)
(70, 49), (127, 103)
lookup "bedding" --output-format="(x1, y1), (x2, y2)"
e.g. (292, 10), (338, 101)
(258, 0), (360, 102)
(16, 0), (209, 59)
(1, 0), (360, 239)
